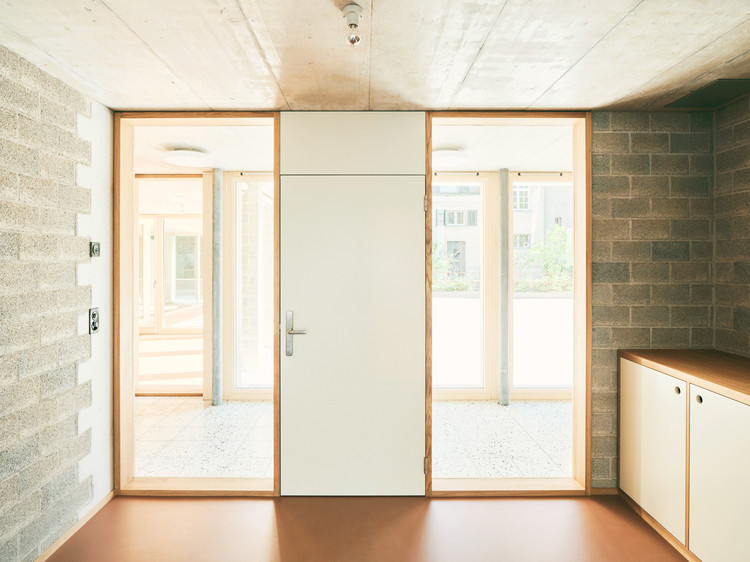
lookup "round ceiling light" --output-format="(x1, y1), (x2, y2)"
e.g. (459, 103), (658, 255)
(163, 148), (214, 168)
(432, 147), (467, 167)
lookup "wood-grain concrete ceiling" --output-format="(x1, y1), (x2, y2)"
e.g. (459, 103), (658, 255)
(1, 0), (749, 111)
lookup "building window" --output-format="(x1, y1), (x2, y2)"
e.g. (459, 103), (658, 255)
(443, 209), (478, 227)
(513, 186), (530, 210)
(513, 234), (531, 249)
(445, 210), (463, 226)
(434, 184), (480, 195)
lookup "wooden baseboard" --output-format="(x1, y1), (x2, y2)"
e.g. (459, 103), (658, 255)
(619, 490), (700, 562)
(119, 477), (275, 496)
(37, 490), (114, 561)
(590, 487), (619, 495)
(431, 477), (586, 497)
(134, 391), (202, 397)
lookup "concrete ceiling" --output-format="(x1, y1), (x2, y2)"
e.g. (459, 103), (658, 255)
(3, 1), (748, 111)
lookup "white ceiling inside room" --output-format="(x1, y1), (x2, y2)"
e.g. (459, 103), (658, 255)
(138, 178), (204, 214)
(432, 120), (573, 172)
(1, 0), (749, 111)
(133, 123), (274, 174)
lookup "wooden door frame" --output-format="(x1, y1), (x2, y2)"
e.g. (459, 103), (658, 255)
(114, 111), (279, 496)
(426, 111), (592, 496)
(115, 110), (591, 498)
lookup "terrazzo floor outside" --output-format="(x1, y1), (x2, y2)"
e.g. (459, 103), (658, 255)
(433, 400), (572, 478)
(134, 397), (571, 479)
(134, 397), (273, 478)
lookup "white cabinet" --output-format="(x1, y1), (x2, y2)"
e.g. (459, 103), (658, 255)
(280, 112), (426, 175)
(689, 385), (750, 562)
(619, 359), (687, 544)
(619, 351), (750, 562)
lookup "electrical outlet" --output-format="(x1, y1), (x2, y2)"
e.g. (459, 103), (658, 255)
(90, 242), (101, 257)
(89, 308), (100, 334)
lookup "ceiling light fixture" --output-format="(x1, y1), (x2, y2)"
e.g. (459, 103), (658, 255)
(432, 148), (467, 167)
(343, 3), (363, 46)
(163, 148), (214, 168)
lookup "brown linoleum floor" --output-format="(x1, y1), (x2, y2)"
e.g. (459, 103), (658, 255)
(48, 496), (684, 561)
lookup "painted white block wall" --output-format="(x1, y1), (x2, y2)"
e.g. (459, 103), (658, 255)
(75, 100), (114, 514)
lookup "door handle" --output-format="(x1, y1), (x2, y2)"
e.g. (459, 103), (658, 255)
(285, 311), (307, 356)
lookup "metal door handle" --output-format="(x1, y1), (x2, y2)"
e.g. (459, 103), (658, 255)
(285, 311), (306, 356)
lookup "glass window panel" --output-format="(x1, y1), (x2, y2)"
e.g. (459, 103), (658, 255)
(512, 181), (573, 388)
(138, 179), (203, 215)
(138, 218), (156, 329)
(162, 217), (203, 330)
(432, 182), (483, 389)
(235, 180), (274, 389)
(136, 177), (203, 400)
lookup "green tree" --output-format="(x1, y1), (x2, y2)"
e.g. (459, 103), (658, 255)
(514, 224), (572, 292)
(432, 242), (470, 292)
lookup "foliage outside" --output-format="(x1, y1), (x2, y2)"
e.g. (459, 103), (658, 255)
(514, 224), (573, 292)
(432, 224), (572, 293)
(433, 242), (471, 292)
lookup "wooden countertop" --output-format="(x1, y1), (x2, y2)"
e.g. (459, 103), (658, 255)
(618, 349), (750, 406)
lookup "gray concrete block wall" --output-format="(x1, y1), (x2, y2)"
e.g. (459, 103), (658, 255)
(714, 95), (750, 357)
(0, 46), (93, 561)
(590, 111), (714, 488)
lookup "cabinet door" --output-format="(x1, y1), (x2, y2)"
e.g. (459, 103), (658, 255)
(620, 359), (645, 503)
(689, 386), (750, 561)
(620, 359), (687, 544)
(280, 112), (426, 175)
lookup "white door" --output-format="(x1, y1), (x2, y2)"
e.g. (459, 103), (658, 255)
(619, 360), (686, 544)
(690, 385), (750, 561)
(280, 174), (426, 495)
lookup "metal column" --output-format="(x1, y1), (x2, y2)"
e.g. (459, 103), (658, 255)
(212, 169), (223, 406)
(499, 169), (510, 406)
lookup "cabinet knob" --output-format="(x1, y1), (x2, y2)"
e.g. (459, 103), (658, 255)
(674, 386), (681, 395)
(696, 395), (703, 404)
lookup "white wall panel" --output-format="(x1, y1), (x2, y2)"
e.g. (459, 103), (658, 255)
(280, 112), (426, 175)
(76, 101), (114, 514)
